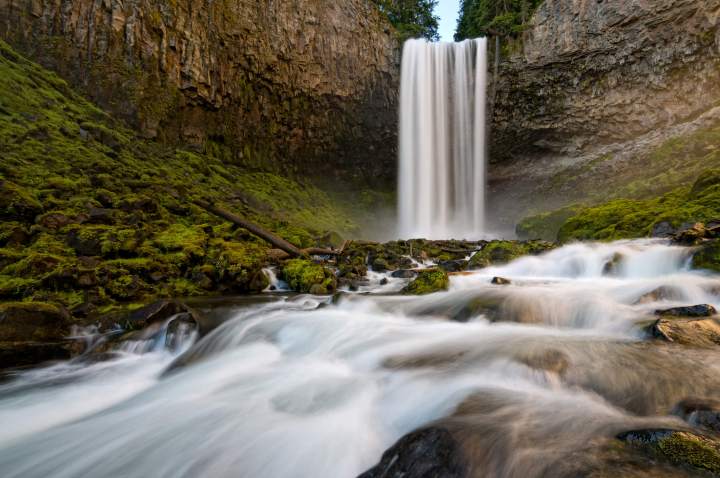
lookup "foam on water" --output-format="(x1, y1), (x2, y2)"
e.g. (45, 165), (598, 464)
(1, 240), (719, 477)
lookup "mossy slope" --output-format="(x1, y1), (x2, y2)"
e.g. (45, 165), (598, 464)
(0, 40), (356, 311)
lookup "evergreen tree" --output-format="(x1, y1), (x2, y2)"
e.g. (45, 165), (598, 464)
(455, 0), (543, 40)
(373, 0), (440, 42)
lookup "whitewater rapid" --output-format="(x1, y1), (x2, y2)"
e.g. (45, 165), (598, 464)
(2, 240), (720, 477)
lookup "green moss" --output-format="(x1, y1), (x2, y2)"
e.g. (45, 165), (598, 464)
(469, 240), (554, 269)
(0, 276), (39, 298)
(0, 180), (42, 220)
(654, 432), (720, 474)
(0, 39), (373, 310)
(692, 240), (720, 272)
(281, 259), (336, 294)
(516, 205), (584, 241)
(523, 168), (720, 242)
(403, 269), (449, 295)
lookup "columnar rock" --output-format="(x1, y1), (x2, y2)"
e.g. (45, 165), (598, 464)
(493, 0), (720, 160)
(488, 0), (720, 227)
(0, 0), (399, 184)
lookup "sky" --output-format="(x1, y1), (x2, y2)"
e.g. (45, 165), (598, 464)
(436, 0), (461, 42)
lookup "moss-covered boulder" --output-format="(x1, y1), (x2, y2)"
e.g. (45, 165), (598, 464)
(0, 180), (43, 220)
(693, 240), (720, 272)
(468, 240), (555, 270)
(281, 259), (337, 295)
(618, 429), (720, 474)
(403, 269), (449, 295)
(0, 301), (71, 341)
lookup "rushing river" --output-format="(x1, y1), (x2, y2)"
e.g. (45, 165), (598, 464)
(2, 240), (720, 477)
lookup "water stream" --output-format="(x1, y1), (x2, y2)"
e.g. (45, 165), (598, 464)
(1, 240), (720, 477)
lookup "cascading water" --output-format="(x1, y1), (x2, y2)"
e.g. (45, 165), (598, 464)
(398, 38), (488, 240)
(3, 240), (720, 477)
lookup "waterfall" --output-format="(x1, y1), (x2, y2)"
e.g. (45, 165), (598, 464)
(398, 38), (488, 240)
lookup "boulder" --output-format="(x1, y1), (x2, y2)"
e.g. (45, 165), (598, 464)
(392, 269), (418, 279)
(403, 269), (450, 295)
(655, 304), (717, 317)
(672, 398), (720, 433)
(651, 317), (720, 347)
(491, 276), (511, 285)
(281, 259), (337, 295)
(0, 302), (71, 342)
(673, 223), (708, 246)
(617, 428), (720, 475)
(357, 427), (466, 478)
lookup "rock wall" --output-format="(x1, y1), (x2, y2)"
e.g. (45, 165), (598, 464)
(0, 0), (400, 185)
(488, 0), (720, 229)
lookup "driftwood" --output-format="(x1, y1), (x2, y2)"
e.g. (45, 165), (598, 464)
(194, 199), (349, 258)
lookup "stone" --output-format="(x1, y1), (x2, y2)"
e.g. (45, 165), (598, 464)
(672, 398), (720, 433)
(655, 304), (717, 318)
(652, 317), (720, 347)
(491, 276), (511, 285)
(403, 269), (450, 295)
(617, 428), (720, 474)
(651, 221), (677, 238)
(357, 427), (466, 478)
(0, 302), (71, 342)
(392, 269), (418, 279)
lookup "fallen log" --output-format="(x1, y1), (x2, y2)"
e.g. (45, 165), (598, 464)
(194, 199), (349, 258)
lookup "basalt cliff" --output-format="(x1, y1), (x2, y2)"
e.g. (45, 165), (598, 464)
(490, 0), (720, 230)
(0, 0), (399, 185)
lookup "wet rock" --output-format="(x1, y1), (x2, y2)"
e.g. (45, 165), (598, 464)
(392, 269), (418, 279)
(652, 221), (677, 238)
(0, 341), (73, 372)
(655, 304), (717, 318)
(125, 300), (203, 332)
(634, 286), (683, 305)
(673, 398), (720, 433)
(403, 269), (450, 295)
(674, 223), (708, 246)
(281, 259), (336, 295)
(491, 276), (511, 285)
(693, 240), (720, 272)
(652, 317), (720, 347)
(617, 428), (720, 475)
(248, 269), (270, 292)
(602, 252), (624, 276)
(0, 302), (71, 342)
(516, 348), (569, 376)
(371, 257), (390, 272)
(357, 427), (467, 478)
(439, 260), (468, 273)
(379, 277), (389, 285)
(468, 240), (555, 270)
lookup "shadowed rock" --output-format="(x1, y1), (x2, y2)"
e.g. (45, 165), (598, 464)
(357, 428), (467, 478)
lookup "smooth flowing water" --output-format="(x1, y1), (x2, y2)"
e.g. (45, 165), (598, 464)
(398, 39), (488, 239)
(1, 240), (720, 477)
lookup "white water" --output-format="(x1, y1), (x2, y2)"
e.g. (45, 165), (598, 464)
(2, 241), (720, 477)
(398, 38), (488, 240)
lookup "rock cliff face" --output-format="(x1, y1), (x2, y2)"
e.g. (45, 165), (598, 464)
(488, 0), (720, 229)
(0, 0), (399, 184)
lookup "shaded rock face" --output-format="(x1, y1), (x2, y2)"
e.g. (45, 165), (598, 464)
(358, 427), (467, 478)
(0, 0), (399, 185)
(493, 0), (720, 161)
(489, 0), (720, 227)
